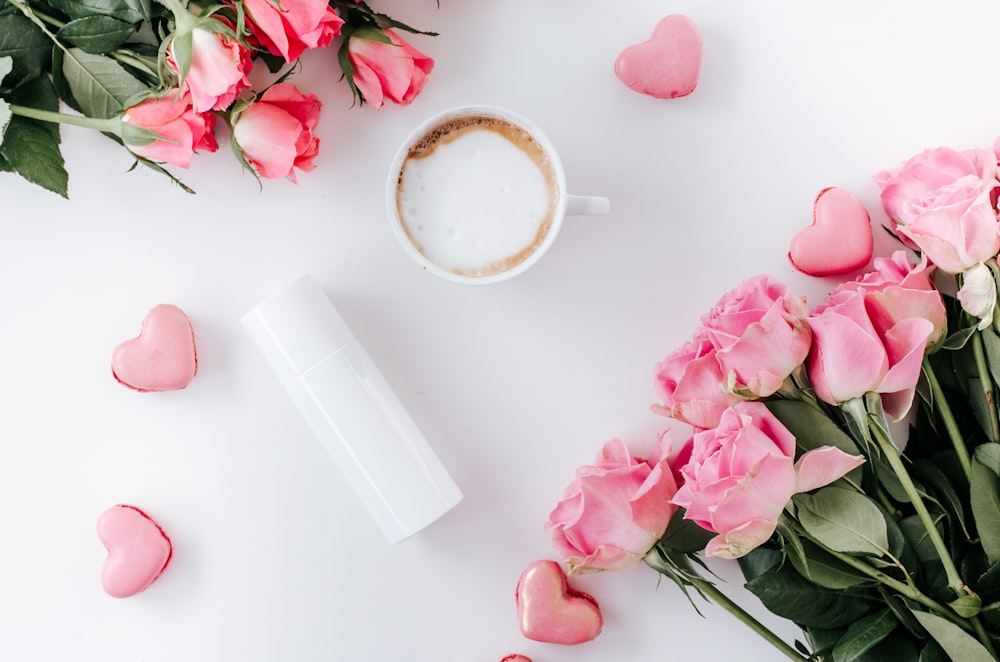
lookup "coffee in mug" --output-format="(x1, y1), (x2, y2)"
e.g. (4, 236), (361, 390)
(387, 106), (609, 285)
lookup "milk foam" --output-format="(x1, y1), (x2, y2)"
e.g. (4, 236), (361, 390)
(396, 118), (558, 277)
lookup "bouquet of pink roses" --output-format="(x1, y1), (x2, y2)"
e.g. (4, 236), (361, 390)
(0, 0), (436, 196)
(544, 142), (1000, 661)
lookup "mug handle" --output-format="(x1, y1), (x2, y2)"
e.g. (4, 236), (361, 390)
(566, 194), (610, 216)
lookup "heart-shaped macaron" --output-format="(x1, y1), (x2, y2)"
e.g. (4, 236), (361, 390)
(112, 304), (197, 392)
(500, 656), (532, 662)
(97, 505), (173, 598)
(788, 187), (873, 276)
(515, 560), (602, 645)
(615, 15), (702, 99)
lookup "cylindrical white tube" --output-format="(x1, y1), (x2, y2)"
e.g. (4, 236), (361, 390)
(241, 275), (463, 543)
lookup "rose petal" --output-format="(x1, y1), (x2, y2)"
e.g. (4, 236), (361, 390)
(794, 446), (865, 494)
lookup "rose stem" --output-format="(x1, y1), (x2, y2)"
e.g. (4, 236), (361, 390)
(922, 358), (972, 480)
(972, 331), (1000, 443)
(7, 105), (121, 134)
(790, 521), (967, 630)
(684, 573), (809, 662)
(868, 416), (997, 656)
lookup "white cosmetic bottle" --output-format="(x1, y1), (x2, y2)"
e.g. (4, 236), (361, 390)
(241, 275), (463, 543)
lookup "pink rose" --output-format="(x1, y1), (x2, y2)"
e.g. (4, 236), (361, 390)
(699, 275), (812, 397)
(122, 91), (217, 168)
(168, 22), (252, 113)
(244, 0), (344, 62)
(547, 435), (677, 573)
(232, 82), (321, 181)
(672, 402), (865, 559)
(874, 146), (1000, 274)
(346, 28), (434, 109)
(653, 275), (812, 429)
(834, 250), (947, 349)
(807, 277), (937, 420)
(653, 330), (743, 430)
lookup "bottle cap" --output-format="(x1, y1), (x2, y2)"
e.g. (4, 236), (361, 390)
(241, 275), (354, 386)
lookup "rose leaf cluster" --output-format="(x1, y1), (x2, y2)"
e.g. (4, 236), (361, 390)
(0, 0), (438, 196)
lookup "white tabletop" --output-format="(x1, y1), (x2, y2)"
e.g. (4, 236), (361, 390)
(4, 1), (999, 659)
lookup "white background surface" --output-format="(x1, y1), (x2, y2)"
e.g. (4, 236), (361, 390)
(4, 1), (1000, 660)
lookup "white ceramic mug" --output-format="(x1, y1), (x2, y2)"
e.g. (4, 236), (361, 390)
(386, 105), (609, 285)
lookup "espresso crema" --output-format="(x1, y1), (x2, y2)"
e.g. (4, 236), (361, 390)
(395, 114), (560, 278)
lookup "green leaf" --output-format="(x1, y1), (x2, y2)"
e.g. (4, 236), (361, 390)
(656, 508), (714, 554)
(912, 458), (970, 541)
(942, 325), (977, 351)
(744, 561), (871, 628)
(981, 600), (1000, 629)
(0, 99), (10, 146)
(59, 47), (148, 118)
(909, 609), (995, 662)
(873, 453), (911, 503)
(737, 545), (784, 582)
(350, 24), (395, 44)
(980, 326), (1000, 389)
(968, 372), (997, 443)
(787, 537), (872, 590)
(768, 399), (866, 484)
(948, 591), (982, 620)
(1, 73), (67, 196)
(0, 55), (11, 144)
(917, 640), (949, 662)
(169, 30), (193, 85)
(898, 515), (942, 565)
(795, 486), (890, 556)
(974, 560), (1000, 604)
(45, 0), (144, 23)
(5, 66), (59, 134)
(0, 13), (51, 90)
(854, 633), (919, 661)
(975, 442), (1000, 475)
(768, 400), (861, 455)
(971, 444), (1000, 565)
(58, 16), (136, 54)
(876, 501), (913, 568)
(128, 154), (195, 194)
(832, 608), (898, 662)
(807, 626), (847, 659)
(0, 95), (10, 142)
(881, 592), (927, 640)
(255, 49), (285, 75)
(642, 546), (715, 617)
(0, 115), (67, 196)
